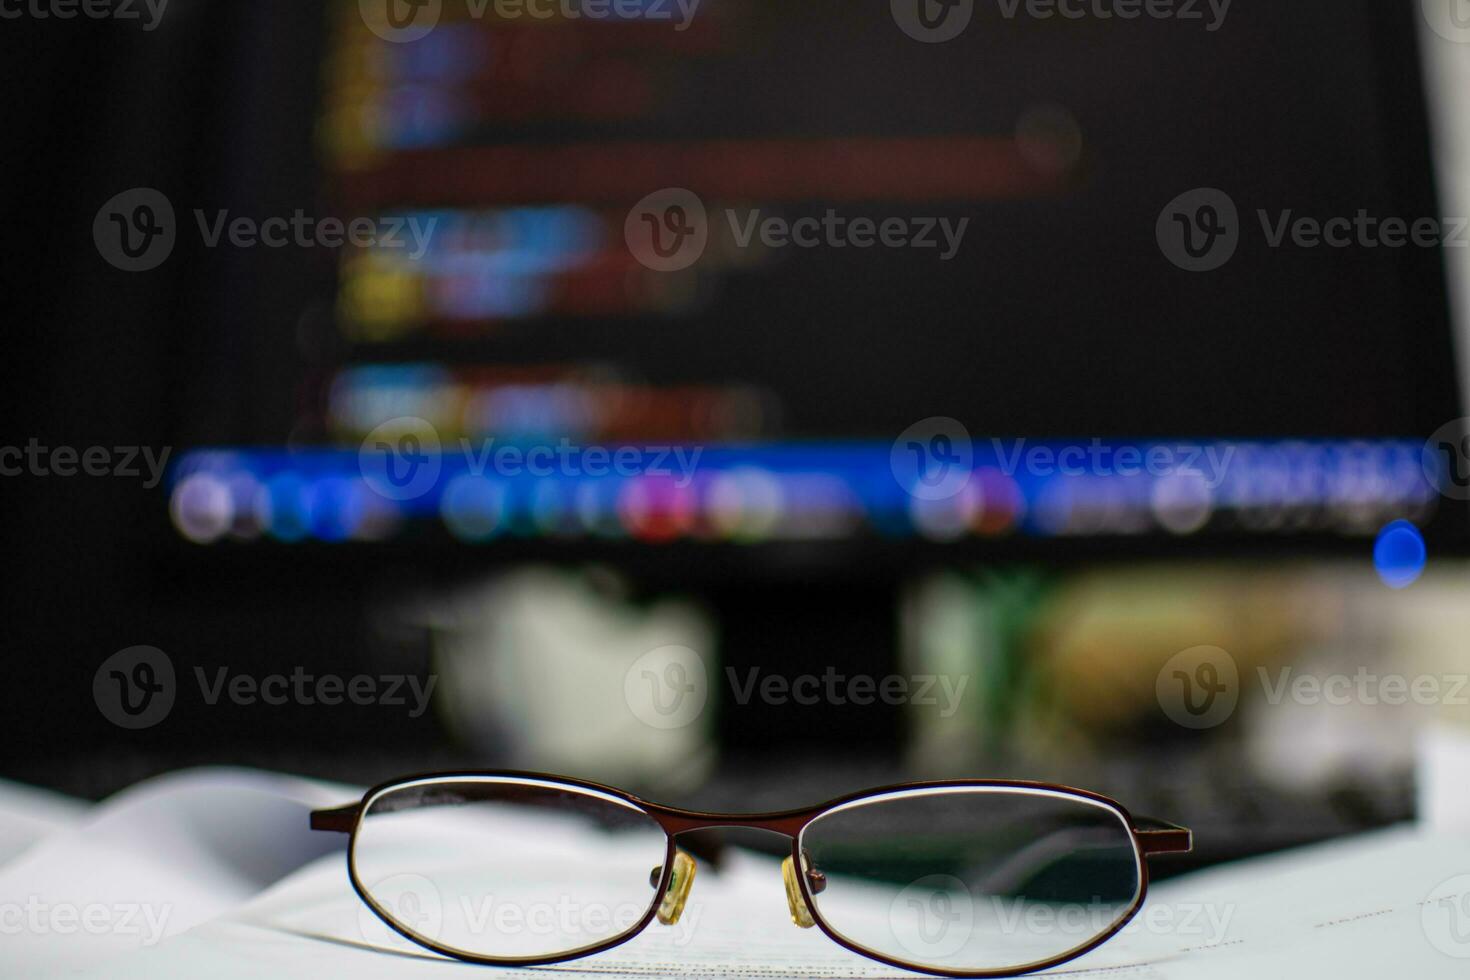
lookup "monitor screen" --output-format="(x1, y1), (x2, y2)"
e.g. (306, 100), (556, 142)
(166, 0), (1461, 549)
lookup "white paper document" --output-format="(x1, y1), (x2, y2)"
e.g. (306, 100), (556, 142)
(2, 769), (1467, 979)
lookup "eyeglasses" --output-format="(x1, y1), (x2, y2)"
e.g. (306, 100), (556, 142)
(311, 771), (1191, 978)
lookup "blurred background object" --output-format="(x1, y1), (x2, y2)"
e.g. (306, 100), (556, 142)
(424, 566), (718, 790)
(4, 0), (1470, 882)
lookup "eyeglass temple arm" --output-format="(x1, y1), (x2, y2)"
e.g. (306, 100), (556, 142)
(310, 803), (361, 833)
(1133, 816), (1192, 856)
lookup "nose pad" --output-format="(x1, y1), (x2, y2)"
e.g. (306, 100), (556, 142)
(650, 850), (697, 926)
(781, 856), (817, 928)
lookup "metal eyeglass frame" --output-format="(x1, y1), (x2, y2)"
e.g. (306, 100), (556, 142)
(312, 769), (1192, 979)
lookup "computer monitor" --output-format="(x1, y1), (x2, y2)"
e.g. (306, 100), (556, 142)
(166, 0), (1463, 555)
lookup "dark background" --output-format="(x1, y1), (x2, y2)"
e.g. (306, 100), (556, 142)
(0, 0), (1459, 873)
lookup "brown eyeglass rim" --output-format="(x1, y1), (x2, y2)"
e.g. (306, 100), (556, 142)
(311, 769), (1192, 979)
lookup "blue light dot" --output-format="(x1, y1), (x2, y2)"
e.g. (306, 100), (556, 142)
(1374, 520), (1426, 589)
